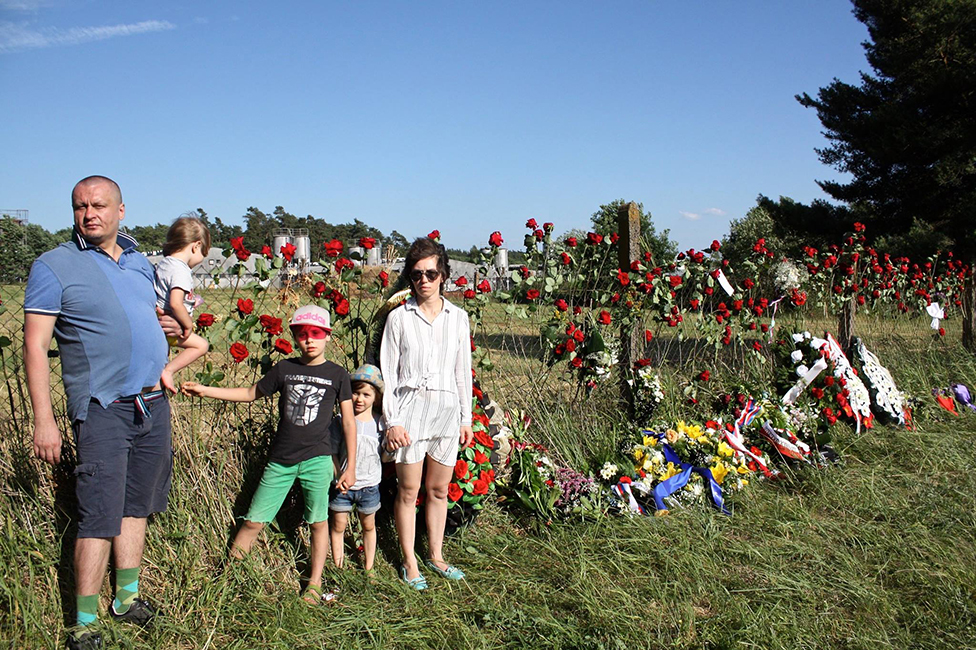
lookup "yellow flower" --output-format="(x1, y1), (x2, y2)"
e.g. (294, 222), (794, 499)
(643, 434), (657, 447)
(665, 428), (679, 444)
(678, 421), (703, 440)
(741, 479), (749, 486)
(717, 441), (735, 458)
(632, 447), (645, 462)
(736, 464), (751, 475)
(711, 463), (729, 484)
(662, 462), (681, 480)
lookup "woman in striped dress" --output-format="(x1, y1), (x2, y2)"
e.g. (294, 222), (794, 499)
(381, 237), (473, 589)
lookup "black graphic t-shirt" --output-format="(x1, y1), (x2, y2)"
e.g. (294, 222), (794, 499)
(256, 358), (353, 464)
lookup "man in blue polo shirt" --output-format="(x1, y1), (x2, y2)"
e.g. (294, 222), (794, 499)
(24, 176), (172, 650)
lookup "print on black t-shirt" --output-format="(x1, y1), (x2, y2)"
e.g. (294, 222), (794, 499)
(256, 359), (352, 465)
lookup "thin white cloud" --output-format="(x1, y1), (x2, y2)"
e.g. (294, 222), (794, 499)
(193, 16), (209, 25)
(703, 207), (726, 217)
(0, 0), (57, 11)
(0, 19), (175, 53)
(679, 211), (702, 221)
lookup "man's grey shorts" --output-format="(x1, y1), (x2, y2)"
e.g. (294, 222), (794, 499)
(71, 394), (172, 538)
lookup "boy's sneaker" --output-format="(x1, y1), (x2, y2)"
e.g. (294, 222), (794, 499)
(65, 630), (102, 650)
(109, 598), (155, 626)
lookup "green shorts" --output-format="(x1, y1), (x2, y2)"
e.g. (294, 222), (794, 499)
(245, 455), (334, 524)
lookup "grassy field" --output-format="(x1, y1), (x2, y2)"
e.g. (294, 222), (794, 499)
(1, 287), (975, 649)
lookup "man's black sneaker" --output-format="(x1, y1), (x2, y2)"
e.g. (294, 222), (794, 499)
(65, 630), (102, 650)
(109, 598), (155, 626)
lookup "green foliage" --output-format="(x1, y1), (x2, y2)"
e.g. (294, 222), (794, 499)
(797, 0), (976, 257)
(590, 199), (677, 265)
(0, 216), (58, 283)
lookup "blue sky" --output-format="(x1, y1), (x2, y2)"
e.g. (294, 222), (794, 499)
(0, 1), (870, 251)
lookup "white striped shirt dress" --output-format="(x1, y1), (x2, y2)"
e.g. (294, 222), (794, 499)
(380, 296), (473, 466)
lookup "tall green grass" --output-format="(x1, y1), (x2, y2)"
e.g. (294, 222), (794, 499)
(2, 316), (975, 648)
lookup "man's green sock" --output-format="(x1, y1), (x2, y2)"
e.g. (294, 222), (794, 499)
(74, 593), (99, 633)
(113, 566), (140, 614)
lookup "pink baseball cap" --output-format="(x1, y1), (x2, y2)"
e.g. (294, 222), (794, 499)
(289, 304), (332, 331)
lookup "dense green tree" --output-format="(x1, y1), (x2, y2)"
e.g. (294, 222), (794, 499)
(723, 195), (850, 271)
(590, 199), (677, 265)
(0, 216), (58, 282)
(796, 0), (976, 347)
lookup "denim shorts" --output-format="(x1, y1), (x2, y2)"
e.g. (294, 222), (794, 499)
(72, 393), (172, 539)
(329, 484), (381, 515)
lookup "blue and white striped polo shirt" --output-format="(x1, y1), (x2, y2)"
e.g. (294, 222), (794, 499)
(24, 229), (169, 422)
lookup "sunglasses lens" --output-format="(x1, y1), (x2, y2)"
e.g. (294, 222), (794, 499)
(410, 270), (440, 282)
(292, 325), (329, 339)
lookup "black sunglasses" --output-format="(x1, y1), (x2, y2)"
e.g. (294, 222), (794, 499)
(410, 269), (441, 282)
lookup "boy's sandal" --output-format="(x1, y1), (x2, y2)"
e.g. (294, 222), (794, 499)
(302, 584), (323, 604)
(399, 565), (427, 591)
(426, 559), (465, 580)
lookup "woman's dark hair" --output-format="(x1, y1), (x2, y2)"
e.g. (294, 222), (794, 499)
(404, 237), (450, 294)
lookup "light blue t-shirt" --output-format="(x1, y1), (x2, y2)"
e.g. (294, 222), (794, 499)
(24, 229), (169, 422)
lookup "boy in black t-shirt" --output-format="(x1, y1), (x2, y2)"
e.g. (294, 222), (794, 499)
(182, 305), (355, 604)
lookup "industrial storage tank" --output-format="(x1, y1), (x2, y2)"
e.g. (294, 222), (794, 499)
(294, 235), (310, 262)
(348, 246), (364, 266)
(366, 246), (381, 266)
(272, 231), (291, 259)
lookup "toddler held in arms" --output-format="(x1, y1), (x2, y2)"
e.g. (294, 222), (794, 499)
(154, 216), (210, 392)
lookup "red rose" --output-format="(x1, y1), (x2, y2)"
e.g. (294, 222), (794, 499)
(543, 222), (554, 232)
(743, 278), (755, 290)
(710, 240), (721, 252)
(534, 229), (544, 241)
(598, 310), (611, 325)
(478, 280), (491, 293)
(261, 245), (273, 259)
(274, 338), (293, 354)
(428, 230), (441, 240)
(335, 299), (350, 316)
(811, 387), (824, 399)
(471, 478), (489, 495)
(463, 289), (476, 299)
(565, 339), (576, 353)
(230, 236), (245, 251)
(554, 299), (568, 312)
(358, 237), (376, 250)
(644, 329), (653, 342)
(526, 289), (540, 301)
(697, 370), (710, 382)
(335, 257), (355, 273)
(488, 231), (503, 247)
(566, 237), (578, 247)
(280, 242), (297, 262)
(571, 357), (583, 368)
(526, 218), (538, 230)
(939, 327), (946, 337)
(323, 239), (343, 257)
(454, 459), (469, 480)
(260, 315), (284, 336)
(573, 329), (585, 342)
(234, 247), (251, 261)
(312, 281), (327, 298)
(689, 299), (700, 311)
(705, 420), (720, 430)
(617, 269), (630, 286)
(474, 450), (489, 465)
(237, 298), (254, 316)
(474, 429), (493, 448)
(586, 232), (603, 245)
(379, 270), (389, 287)
(560, 252), (572, 266)
(229, 342), (249, 363)
(447, 483), (463, 502)
(752, 341), (763, 352)
(195, 313), (215, 329)
(573, 306), (582, 315)
(669, 275), (682, 288)
(455, 275), (468, 286)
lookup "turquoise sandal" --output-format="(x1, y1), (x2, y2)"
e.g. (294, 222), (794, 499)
(400, 565), (427, 590)
(426, 559), (465, 580)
